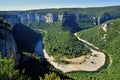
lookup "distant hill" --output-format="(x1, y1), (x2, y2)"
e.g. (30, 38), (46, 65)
(29, 6), (120, 16)
(1, 6), (120, 32)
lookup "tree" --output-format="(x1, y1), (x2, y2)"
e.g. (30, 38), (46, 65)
(44, 72), (60, 80)
(0, 53), (30, 80)
(0, 53), (18, 80)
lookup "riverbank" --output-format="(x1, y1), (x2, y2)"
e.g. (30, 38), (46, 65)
(44, 49), (105, 73)
(43, 33), (106, 73)
(74, 33), (112, 69)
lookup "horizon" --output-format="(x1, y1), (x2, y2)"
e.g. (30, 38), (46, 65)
(0, 0), (120, 11)
(0, 5), (120, 11)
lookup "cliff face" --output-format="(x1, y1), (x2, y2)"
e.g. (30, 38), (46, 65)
(0, 11), (97, 26)
(18, 12), (97, 24)
(12, 23), (41, 53)
(18, 12), (63, 23)
(1, 7), (120, 29)
(0, 19), (20, 65)
(0, 15), (20, 28)
(0, 30), (20, 65)
(18, 12), (44, 22)
(0, 30), (17, 57)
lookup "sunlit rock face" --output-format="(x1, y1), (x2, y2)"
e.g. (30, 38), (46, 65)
(19, 12), (62, 23)
(45, 13), (61, 22)
(101, 23), (108, 32)
(18, 12), (46, 22)
(0, 11), (99, 27)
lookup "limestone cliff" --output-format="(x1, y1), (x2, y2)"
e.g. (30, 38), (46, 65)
(0, 15), (20, 28)
(0, 11), (109, 27)
(18, 12), (62, 22)
(0, 19), (20, 65)
(1, 7), (120, 29)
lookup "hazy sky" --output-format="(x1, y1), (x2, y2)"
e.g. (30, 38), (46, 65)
(0, 0), (120, 10)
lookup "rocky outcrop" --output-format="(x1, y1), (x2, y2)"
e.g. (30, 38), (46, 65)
(18, 12), (62, 23)
(1, 9), (120, 29)
(101, 34), (107, 41)
(101, 23), (113, 32)
(0, 19), (20, 65)
(101, 23), (108, 32)
(45, 13), (60, 22)
(0, 15), (20, 28)
(18, 12), (46, 22)
(0, 11), (97, 26)
(0, 11), (110, 29)
(0, 30), (18, 57)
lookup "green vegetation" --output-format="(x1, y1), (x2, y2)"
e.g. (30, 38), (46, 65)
(17, 52), (74, 80)
(2, 6), (120, 79)
(20, 6), (120, 33)
(76, 16), (96, 29)
(26, 21), (90, 58)
(67, 19), (120, 79)
(0, 19), (72, 80)
(0, 52), (17, 80)
(0, 52), (72, 80)
(0, 53), (30, 80)
(44, 22), (90, 58)
(44, 72), (60, 80)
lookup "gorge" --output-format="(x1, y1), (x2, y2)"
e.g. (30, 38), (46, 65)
(0, 6), (120, 80)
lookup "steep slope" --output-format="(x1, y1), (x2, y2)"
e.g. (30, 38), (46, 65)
(12, 23), (42, 53)
(77, 19), (120, 50)
(0, 18), (20, 65)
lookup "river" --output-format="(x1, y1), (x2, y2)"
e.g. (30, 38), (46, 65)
(34, 32), (107, 73)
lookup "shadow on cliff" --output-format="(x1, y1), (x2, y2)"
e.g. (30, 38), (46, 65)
(12, 23), (42, 53)
(62, 13), (82, 33)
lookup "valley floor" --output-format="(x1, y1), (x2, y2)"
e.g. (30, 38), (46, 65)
(44, 33), (106, 73)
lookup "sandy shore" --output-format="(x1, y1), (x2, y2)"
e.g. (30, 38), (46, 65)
(44, 48), (105, 73)
(44, 33), (106, 73)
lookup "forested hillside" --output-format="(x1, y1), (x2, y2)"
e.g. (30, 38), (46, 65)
(45, 21), (90, 58)
(69, 19), (120, 79)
